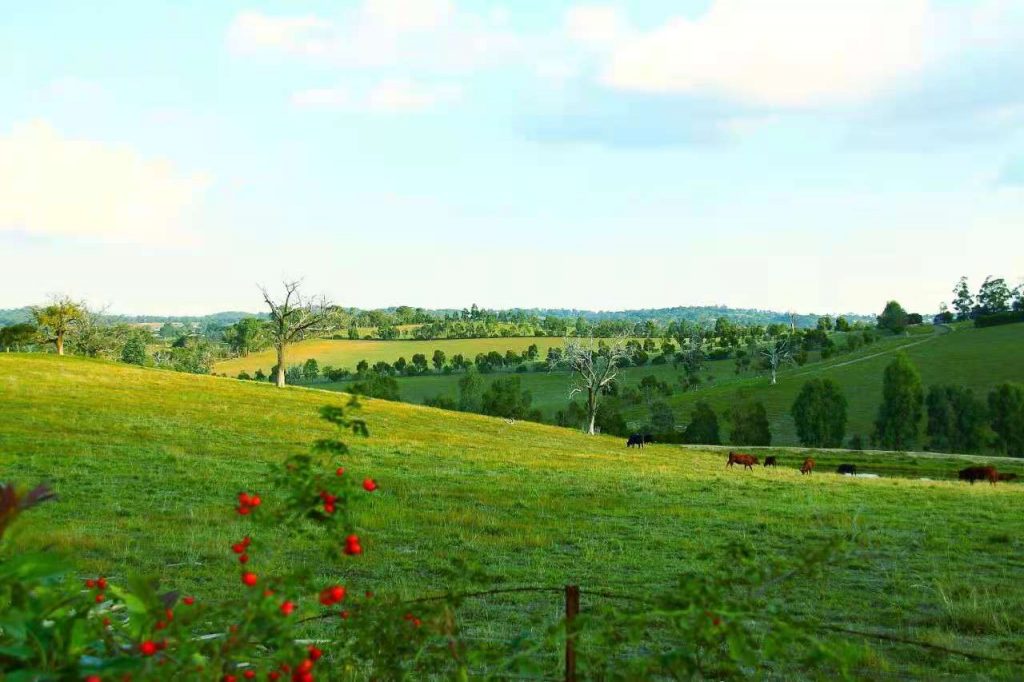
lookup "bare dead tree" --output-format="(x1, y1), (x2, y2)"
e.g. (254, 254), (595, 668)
(760, 336), (794, 385)
(552, 334), (632, 434)
(260, 281), (337, 387)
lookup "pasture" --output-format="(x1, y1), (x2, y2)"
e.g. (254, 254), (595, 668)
(1, 354), (1023, 678)
(213, 336), (568, 377)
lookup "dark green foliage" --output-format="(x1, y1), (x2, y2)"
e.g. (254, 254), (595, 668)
(877, 300), (909, 334)
(457, 369), (484, 412)
(848, 434), (864, 450)
(0, 323), (37, 351)
(302, 358), (319, 380)
(977, 276), (1012, 315)
(682, 400), (720, 445)
(791, 379), (848, 448)
(952, 276), (974, 320)
(594, 398), (629, 436)
(555, 400), (588, 430)
(872, 354), (923, 451)
(925, 385), (987, 454)
(120, 334), (148, 366)
(727, 399), (771, 446)
(648, 400), (675, 435)
(481, 376), (533, 420)
(431, 349), (446, 370)
(988, 383), (1024, 457)
(423, 394), (458, 410)
(350, 374), (400, 401)
(974, 311), (1024, 328)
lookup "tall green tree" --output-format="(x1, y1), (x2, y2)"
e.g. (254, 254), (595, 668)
(457, 369), (485, 412)
(976, 276), (1012, 315)
(0, 323), (38, 352)
(877, 300), (909, 335)
(682, 401), (721, 445)
(925, 385), (986, 454)
(728, 399), (771, 446)
(791, 379), (847, 448)
(120, 333), (149, 366)
(648, 401), (676, 435)
(31, 296), (86, 356)
(223, 318), (266, 357)
(988, 383), (1024, 457)
(431, 349), (446, 371)
(951, 276), (974, 320)
(873, 354), (924, 451)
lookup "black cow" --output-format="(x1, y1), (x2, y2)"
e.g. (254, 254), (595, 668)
(643, 434), (655, 444)
(837, 464), (857, 475)
(626, 434), (644, 448)
(763, 456), (778, 468)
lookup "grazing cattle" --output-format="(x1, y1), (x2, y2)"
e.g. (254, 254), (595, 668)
(800, 458), (815, 475)
(643, 434), (655, 444)
(626, 434), (644, 449)
(837, 464), (857, 476)
(997, 472), (1019, 482)
(958, 466), (998, 485)
(763, 456), (778, 468)
(727, 452), (759, 470)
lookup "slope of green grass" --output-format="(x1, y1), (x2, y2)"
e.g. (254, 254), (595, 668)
(661, 323), (1024, 446)
(1, 355), (1023, 678)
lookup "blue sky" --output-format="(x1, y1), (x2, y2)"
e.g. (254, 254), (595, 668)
(1, 0), (1021, 316)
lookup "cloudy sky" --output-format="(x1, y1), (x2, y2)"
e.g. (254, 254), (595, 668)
(1, 0), (1022, 316)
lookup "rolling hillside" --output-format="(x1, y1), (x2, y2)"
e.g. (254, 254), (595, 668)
(1, 355), (1022, 677)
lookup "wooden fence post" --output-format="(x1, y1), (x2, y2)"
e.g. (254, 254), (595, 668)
(565, 584), (580, 682)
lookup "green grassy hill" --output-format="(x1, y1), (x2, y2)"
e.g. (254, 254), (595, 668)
(1, 355), (1023, 677)
(660, 323), (1024, 446)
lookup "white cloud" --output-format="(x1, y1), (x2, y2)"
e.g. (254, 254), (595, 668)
(291, 86), (349, 110)
(367, 79), (461, 112)
(226, 11), (334, 56)
(361, 0), (453, 32)
(226, 4), (530, 72)
(0, 121), (210, 242)
(291, 80), (461, 113)
(565, 5), (627, 47)
(594, 0), (933, 107)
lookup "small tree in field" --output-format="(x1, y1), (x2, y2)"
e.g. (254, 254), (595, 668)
(791, 379), (847, 448)
(872, 354), (923, 451)
(432, 349), (446, 371)
(877, 300), (909, 334)
(260, 281), (336, 387)
(31, 295), (86, 356)
(682, 401), (721, 445)
(552, 335), (631, 435)
(925, 385), (986, 454)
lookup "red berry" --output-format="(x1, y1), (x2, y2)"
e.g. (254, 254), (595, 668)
(279, 600), (295, 616)
(335, 467), (345, 476)
(97, 577), (108, 590)
(236, 506), (251, 516)
(241, 572), (258, 587)
(343, 535), (362, 556)
(269, 673), (281, 681)
(223, 675), (237, 682)
(139, 640), (157, 656)
(239, 554), (249, 564)
(102, 617), (111, 627)
(263, 589), (275, 597)
(85, 579), (97, 588)
(165, 609), (174, 621)
(95, 593), (105, 603)
(242, 536), (252, 547)
(232, 543), (246, 554)
(362, 479), (377, 492)
(296, 659), (313, 673)
(84, 676), (102, 682)
(155, 621), (166, 630)
(183, 596), (195, 605)
(244, 671), (256, 680)
(340, 610), (350, 619)
(249, 495), (261, 507)
(323, 503), (335, 514)
(307, 646), (322, 661)
(238, 492), (251, 506)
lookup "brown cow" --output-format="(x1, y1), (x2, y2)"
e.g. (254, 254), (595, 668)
(959, 466), (998, 485)
(997, 472), (1019, 482)
(727, 452), (759, 470)
(800, 458), (815, 475)
(763, 456), (778, 468)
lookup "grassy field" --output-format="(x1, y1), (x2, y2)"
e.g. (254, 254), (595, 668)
(2, 355), (1023, 678)
(308, 325), (1024, 450)
(214, 336), (569, 376)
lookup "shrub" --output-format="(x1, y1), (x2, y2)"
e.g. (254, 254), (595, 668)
(925, 385), (987, 454)
(682, 401), (721, 445)
(974, 311), (1024, 328)
(988, 383), (1024, 457)
(727, 399), (771, 446)
(481, 376), (533, 420)
(350, 374), (401, 401)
